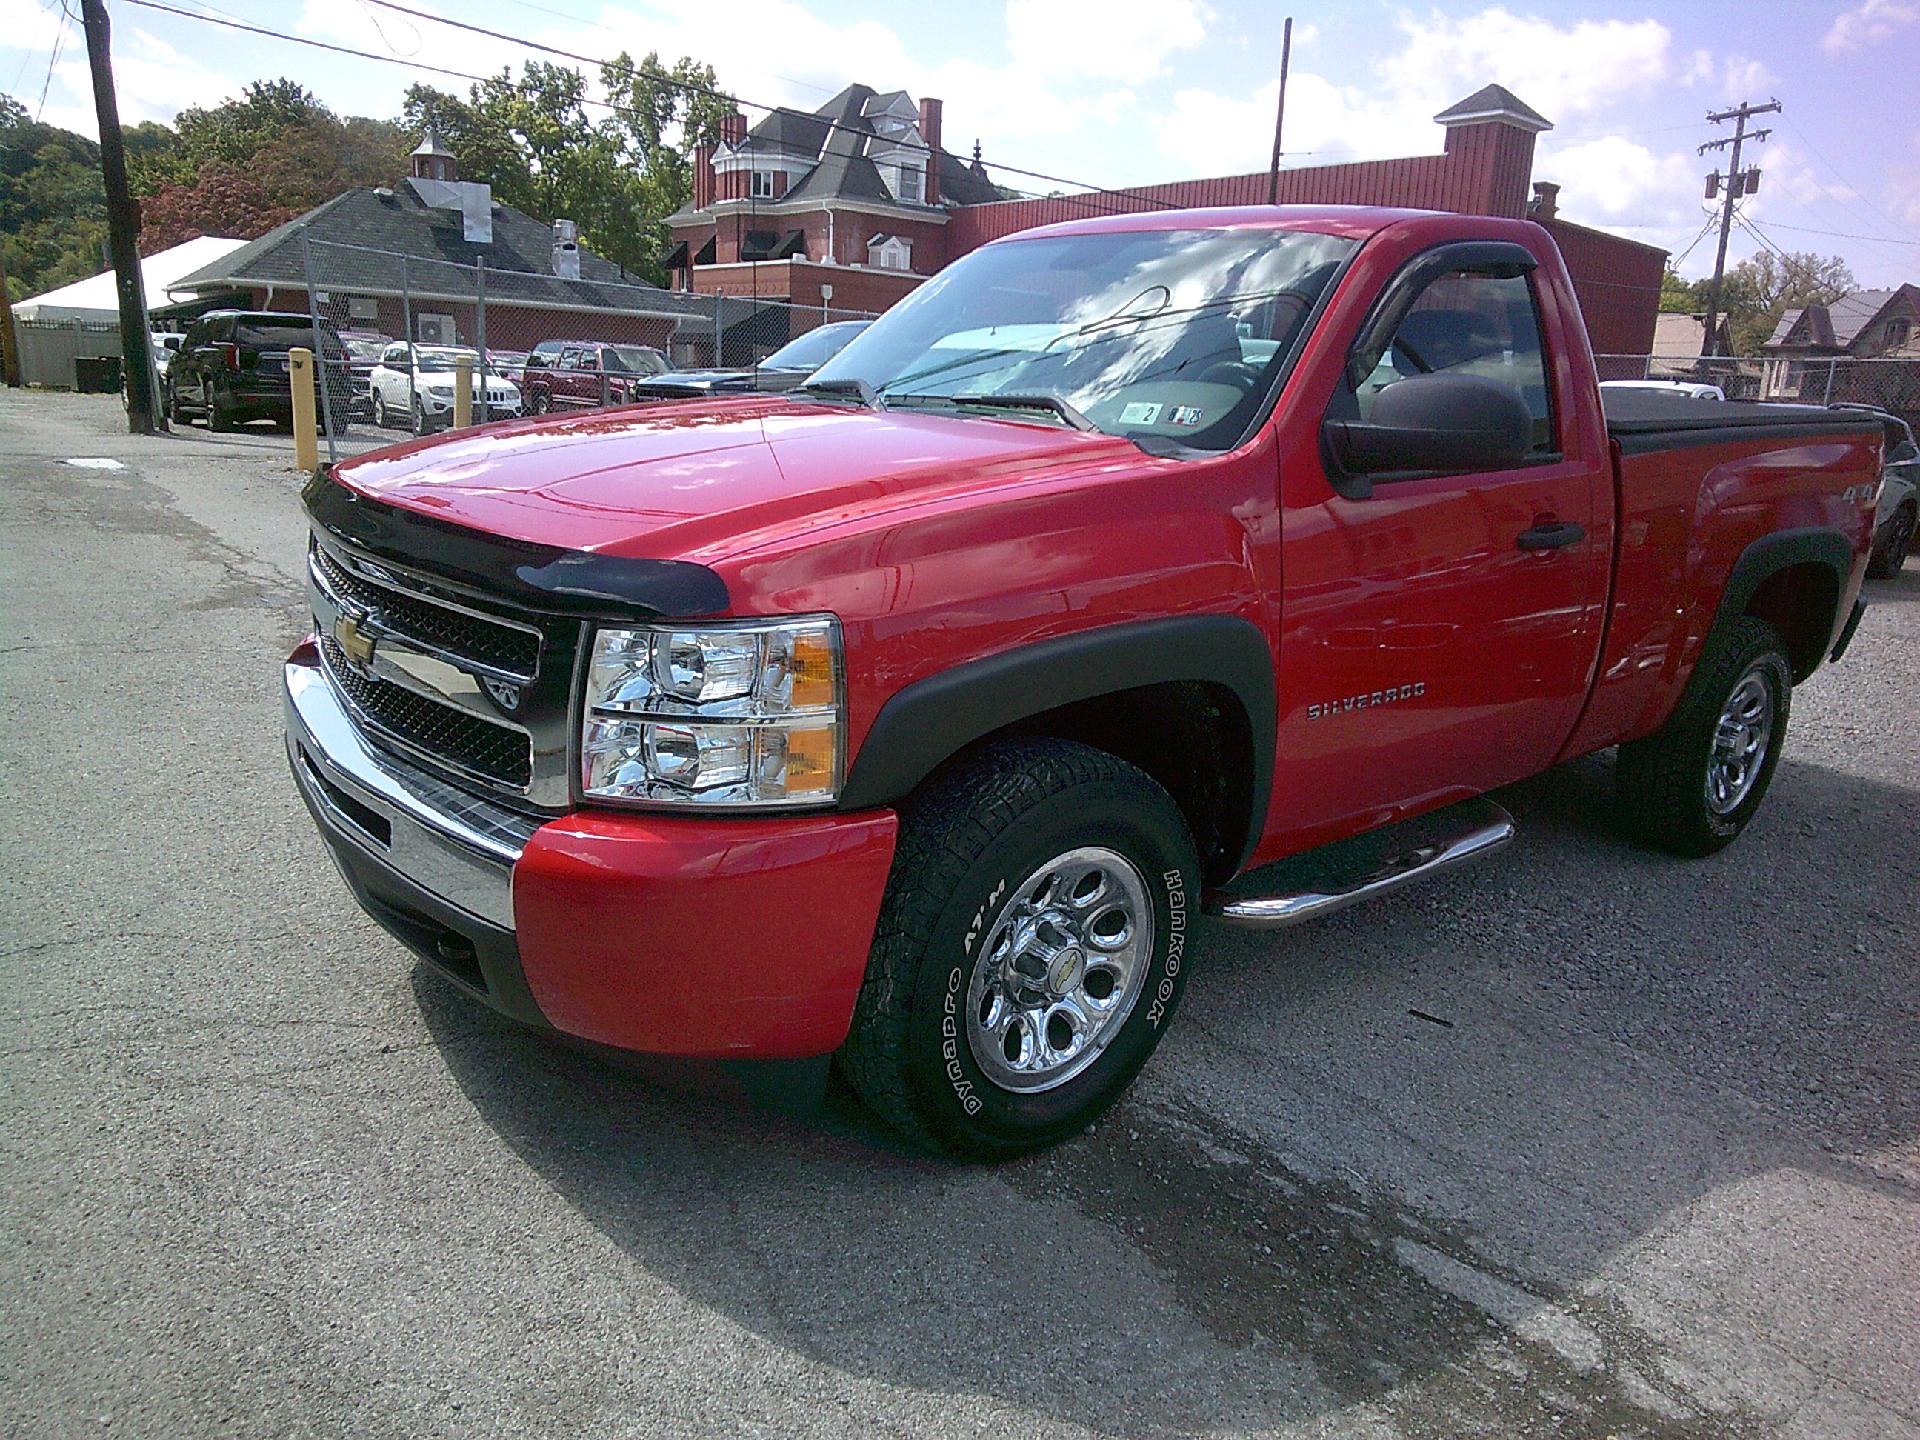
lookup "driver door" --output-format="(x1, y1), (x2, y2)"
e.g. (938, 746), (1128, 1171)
(1271, 246), (1609, 845)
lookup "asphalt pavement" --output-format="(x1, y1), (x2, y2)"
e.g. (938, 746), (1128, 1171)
(3, 389), (1916, 1439)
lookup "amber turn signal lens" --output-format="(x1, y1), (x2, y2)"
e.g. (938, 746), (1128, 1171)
(779, 723), (836, 792)
(785, 631), (837, 710)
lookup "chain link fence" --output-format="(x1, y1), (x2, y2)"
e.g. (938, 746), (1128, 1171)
(1596, 354), (1920, 426)
(297, 236), (881, 463)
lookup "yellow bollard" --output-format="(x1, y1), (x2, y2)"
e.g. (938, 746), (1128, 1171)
(454, 355), (473, 430)
(288, 347), (319, 471)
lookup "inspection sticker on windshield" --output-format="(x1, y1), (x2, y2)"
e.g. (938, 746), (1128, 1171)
(1168, 406), (1206, 427)
(1119, 401), (1162, 425)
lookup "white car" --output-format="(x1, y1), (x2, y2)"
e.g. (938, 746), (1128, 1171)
(368, 344), (522, 433)
(1600, 379), (1727, 402)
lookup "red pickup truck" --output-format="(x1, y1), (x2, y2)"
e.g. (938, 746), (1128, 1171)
(287, 206), (1879, 1158)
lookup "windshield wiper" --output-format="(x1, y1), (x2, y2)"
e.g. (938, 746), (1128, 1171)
(947, 392), (1098, 431)
(789, 377), (884, 410)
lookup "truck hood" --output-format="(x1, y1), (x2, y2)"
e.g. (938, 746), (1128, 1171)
(329, 396), (1140, 564)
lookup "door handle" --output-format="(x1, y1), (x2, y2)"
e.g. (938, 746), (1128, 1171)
(1517, 520), (1585, 551)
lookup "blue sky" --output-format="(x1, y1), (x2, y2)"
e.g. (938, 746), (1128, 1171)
(8, 0), (1917, 286)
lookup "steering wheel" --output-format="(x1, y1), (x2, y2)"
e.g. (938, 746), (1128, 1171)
(1197, 360), (1253, 388)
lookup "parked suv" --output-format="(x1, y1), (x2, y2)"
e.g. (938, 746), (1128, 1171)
(520, 341), (670, 413)
(165, 311), (354, 432)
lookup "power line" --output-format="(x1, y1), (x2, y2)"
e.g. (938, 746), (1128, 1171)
(1780, 117), (1911, 244)
(356, 0), (1198, 216)
(34, 0), (71, 121)
(119, 0), (1186, 223)
(1749, 218), (1920, 249)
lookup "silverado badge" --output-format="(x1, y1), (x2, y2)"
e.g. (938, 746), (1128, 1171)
(333, 611), (376, 669)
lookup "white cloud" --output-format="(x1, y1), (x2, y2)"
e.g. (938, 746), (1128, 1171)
(1155, 6), (1677, 177)
(1887, 132), (1920, 225)
(1533, 136), (1696, 223)
(1821, 0), (1918, 53)
(1005, 0), (1211, 81)
(1373, 8), (1674, 121)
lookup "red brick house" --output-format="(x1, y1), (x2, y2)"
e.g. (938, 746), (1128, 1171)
(669, 82), (1666, 355)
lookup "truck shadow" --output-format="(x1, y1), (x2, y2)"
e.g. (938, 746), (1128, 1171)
(413, 752), (1916, 1435)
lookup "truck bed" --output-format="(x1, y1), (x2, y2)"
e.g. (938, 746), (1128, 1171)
(1602, 388), (1880, 453)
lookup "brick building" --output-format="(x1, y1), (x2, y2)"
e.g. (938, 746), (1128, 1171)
(668, 83), (1666, 355)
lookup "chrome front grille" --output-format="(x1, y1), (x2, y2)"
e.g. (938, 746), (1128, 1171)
(320, 633), (533, 791)
(311, 542), (540, 680)
(308, 533), (582, 809)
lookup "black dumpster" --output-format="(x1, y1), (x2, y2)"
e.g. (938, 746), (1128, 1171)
(74, 355), (123, 393)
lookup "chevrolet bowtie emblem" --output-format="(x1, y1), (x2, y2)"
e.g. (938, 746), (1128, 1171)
(333, 611), (376, 668)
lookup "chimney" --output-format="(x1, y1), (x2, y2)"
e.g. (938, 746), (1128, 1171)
(918, 97), (943, 205)
(694, 143), (715, 209)
(552, 219), (580, 280)
(720, 113), (747, 145)
(1528, 181), (1559, 221)
(718, 113), (748, 201)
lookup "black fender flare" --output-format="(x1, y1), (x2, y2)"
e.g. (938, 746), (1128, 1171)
(1709, 526), (1853, 676)
(840, 614), (1275, 868)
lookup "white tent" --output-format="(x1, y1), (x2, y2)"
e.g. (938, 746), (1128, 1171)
(13, 235), (247, 323)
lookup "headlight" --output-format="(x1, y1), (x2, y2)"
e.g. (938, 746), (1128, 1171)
(580, 617), (843, 807)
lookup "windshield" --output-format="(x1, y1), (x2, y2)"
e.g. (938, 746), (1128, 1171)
(415, 348), (476, 373)
(343, 338), (386, 362)
(811, 228), (1354, 451)
(760, 322), (869, 372)
(603, 345), (667, 375)
(234, 320), (337, 354)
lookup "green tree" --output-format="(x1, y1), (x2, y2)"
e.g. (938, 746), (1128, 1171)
(1659, 267), (1703, 314)
(0, 94), (108, 301)
(406, 54), (735, 282)
(1718, 250), (1856, 354)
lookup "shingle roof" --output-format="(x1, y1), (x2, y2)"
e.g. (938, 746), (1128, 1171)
(1827, 289), (1899, 348)
(171, 183), (704, 320)
(1765, 288), (1918, 353)
(1433, 84), (1552, 133)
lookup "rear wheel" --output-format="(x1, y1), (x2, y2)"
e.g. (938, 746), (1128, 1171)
(372, 391), (390, 429)
(1617, 616), (1793, 856)
(839, 739), (1199, 1160)
(1868, 504), (1915, 578)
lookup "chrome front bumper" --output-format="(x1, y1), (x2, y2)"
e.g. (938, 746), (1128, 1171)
(284, 655), (536, 929)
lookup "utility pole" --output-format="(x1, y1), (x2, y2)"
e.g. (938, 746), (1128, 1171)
(81, 0), (158, 433)
(1266, 17), (1293, 206)
(1698, 98), (1778, 359)
(0, 247), (22, 387)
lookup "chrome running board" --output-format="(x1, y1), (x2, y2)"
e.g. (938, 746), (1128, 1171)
(1204, 799), (1515, 930)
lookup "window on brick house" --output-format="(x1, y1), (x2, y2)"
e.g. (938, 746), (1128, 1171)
(751, 170), (776, 199)
(897, 166), (923, 202)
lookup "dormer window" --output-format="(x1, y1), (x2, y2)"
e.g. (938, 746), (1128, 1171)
(867, 234), (912, 271)
(896, 166), (923, 203)
(1888, 317), (1911, 348)
(751, 170), (776, 199)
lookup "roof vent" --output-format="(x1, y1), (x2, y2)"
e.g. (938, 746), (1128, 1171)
(552, 219), (580, 280)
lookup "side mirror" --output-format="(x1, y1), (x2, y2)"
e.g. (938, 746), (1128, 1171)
(161, 335), (182, 352)
(1323, 372), (1534, 499)
(1889, 441), (1919, 465)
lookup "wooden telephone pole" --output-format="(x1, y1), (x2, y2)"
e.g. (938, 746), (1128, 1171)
(80, 0), (158, 432)
(1266, 17), (1293, 206)
(1698, 98), (1779, 359)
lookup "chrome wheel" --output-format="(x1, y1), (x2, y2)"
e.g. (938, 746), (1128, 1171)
(965, 845), (1153, 1094)
(1706, 665), (1774, 815)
